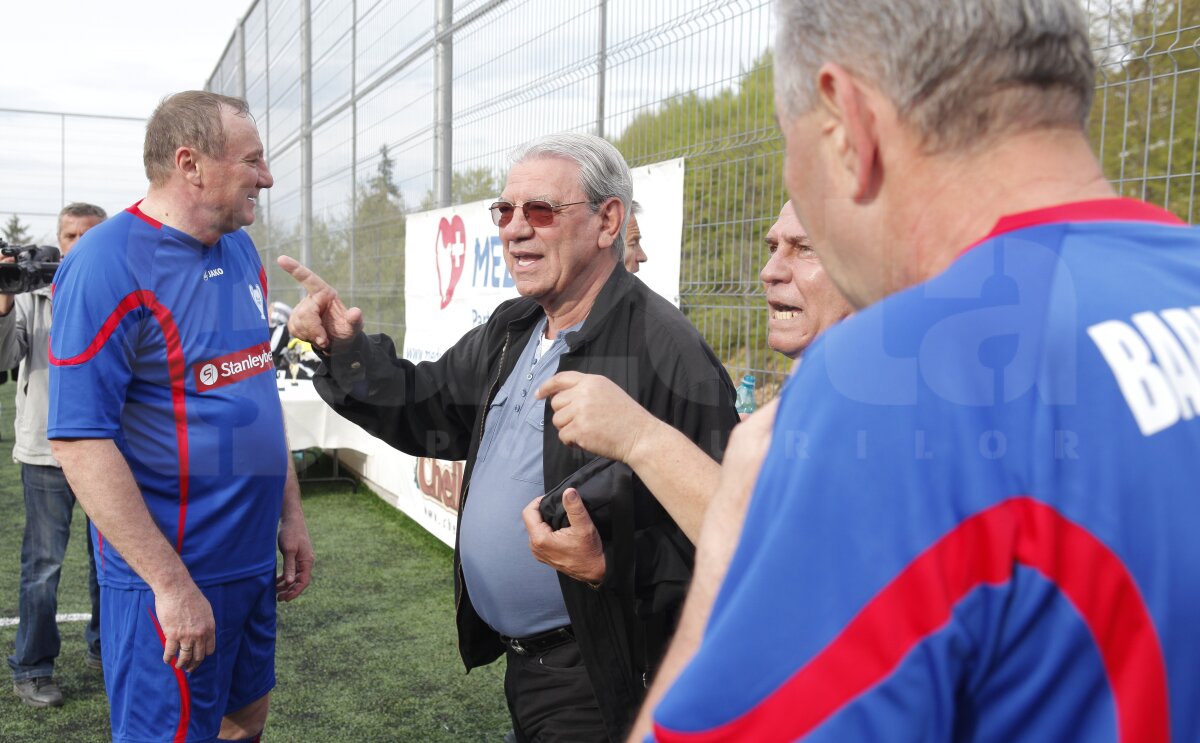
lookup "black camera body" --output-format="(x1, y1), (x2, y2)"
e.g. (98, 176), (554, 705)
(0, 240), (61, 294)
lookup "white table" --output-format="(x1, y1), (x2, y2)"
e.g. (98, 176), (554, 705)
(277, 378), (380, 453)
(275, 378), (459, 548)
(276, 379), (374, 487)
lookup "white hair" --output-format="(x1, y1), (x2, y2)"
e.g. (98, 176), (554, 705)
(510, 132), (633, 260)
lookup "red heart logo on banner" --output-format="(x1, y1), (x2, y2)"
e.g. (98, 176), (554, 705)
(435, 215), (467, 309)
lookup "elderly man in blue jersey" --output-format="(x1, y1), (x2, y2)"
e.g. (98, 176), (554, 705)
(636, 0), (1200, 741)
(46, 91), (313, 743)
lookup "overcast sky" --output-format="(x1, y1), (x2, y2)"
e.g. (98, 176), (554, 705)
(0, 1), (253, 240)
(1, 1), (253, 118)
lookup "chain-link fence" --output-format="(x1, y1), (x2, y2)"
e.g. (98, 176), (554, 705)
(0, 109), (146, 244)
(0, 2), (1188, 401)
(205, 0), (790, 397)
(1090, 0), (1200, 220)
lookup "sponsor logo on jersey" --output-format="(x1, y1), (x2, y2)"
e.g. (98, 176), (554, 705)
(203, 267), (224, 281)
(193, 341), (273, 392)
(249, 283), (266, 320)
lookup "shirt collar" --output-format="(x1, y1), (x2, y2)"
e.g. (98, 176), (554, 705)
(961, 198), (1186, 256)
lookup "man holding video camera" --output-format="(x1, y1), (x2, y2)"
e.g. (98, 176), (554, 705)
(2, 202), (106, 708)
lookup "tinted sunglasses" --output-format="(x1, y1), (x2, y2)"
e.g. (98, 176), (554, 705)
(489, 200), (590, 228)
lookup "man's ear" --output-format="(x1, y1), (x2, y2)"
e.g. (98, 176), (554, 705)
(815, 63), (882, 202)
(177, 146), (202, 185)
(596, 197), (625, 250)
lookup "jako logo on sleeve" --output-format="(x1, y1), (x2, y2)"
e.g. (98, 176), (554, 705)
(193, 342), (274, 392)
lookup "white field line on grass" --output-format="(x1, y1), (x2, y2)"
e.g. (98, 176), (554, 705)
(0, 613), (91, 628)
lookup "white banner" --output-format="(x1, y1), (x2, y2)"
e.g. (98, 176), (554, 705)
(354, 158), (688, 547)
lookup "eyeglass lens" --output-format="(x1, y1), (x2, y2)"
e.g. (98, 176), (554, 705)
(490, 201), (560, 228)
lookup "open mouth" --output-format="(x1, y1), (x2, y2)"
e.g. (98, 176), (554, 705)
(510, 252), (542, 268)
(769, 302), (802, 320)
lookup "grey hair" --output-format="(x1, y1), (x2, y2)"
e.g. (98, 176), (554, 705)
(630, 200), (643, 216)
(774, 0), (1096, 153)
(144, 91), (253, 186)
(58, 202), (107, 234)
(509, 132), (632, 261)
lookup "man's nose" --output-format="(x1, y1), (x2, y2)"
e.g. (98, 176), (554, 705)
(500, 207), (534, 240)
(760, 252), (788, 284)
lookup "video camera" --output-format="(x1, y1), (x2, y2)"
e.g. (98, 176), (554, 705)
(0, 240), (61, 294)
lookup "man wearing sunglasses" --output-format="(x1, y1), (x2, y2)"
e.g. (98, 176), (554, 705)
(281, 132), (737, 742)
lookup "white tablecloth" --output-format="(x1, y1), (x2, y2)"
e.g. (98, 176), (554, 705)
(276, 378), (458, 548)
(277, 378), (380, 453)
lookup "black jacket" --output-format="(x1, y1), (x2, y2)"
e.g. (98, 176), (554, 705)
(314, 265), (737, 739)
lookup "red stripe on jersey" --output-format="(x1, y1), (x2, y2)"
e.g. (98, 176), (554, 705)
(147, 608), (192, 743)
(959, 198), (1187, 256)
(984, 198), (1184, 241)
(258, 265), (268, 301)
(655, 497), (1169, 743)
(50, 290), (192, 555)
(126, 201), (163, 229)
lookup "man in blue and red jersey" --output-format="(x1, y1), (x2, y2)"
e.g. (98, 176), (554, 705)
(637, 0), (1200, 741)
(46, 91), (313, 743)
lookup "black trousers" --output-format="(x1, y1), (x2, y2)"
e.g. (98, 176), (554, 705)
(504, 640), (609, 743)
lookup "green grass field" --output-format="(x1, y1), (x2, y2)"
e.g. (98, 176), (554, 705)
(0, 382), (510, 741)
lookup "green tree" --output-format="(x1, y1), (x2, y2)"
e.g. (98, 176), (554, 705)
(350, 144), (408, 336)
(613, 51), (790, 384)
(2, 215), (32, 245)
(418, 166), (502, 211)
(1089, 0), (1200, 220)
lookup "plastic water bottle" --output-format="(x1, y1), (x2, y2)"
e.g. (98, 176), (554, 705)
(735, 374), (757, 415)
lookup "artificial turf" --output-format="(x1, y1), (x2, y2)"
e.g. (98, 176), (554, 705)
(0, 380), (509, 741)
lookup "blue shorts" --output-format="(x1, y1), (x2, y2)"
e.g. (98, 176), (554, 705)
(101, 571), (277, 743)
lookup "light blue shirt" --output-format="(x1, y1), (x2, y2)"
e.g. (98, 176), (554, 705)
(459, 316), (582, 638)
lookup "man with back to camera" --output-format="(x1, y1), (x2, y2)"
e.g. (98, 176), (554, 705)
(2, 202), (106, 707)
(533, 200), (852, 542)
(280, 132), (738, 742)
(46, 91), (313, 742)
(623, 201), (648, 273)
(638, 0), (1200, 740)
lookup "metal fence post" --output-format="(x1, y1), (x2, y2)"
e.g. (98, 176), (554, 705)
(300, 0), (313, 267)
(350, 0), (358, 299)
(597, 0), (607, 139)
(60, 113), (66, 208)
(435, 0), (453, 208)
(237, 19), (247, 102)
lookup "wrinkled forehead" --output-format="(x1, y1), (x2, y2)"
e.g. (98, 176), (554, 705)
(767, 201), (807, 242)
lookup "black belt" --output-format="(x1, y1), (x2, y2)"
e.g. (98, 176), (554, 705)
(500, 626), (574, 656)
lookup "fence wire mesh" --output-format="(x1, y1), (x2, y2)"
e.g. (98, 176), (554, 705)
(0, 109), (145, 243)
(0, 2), (1192, 401)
